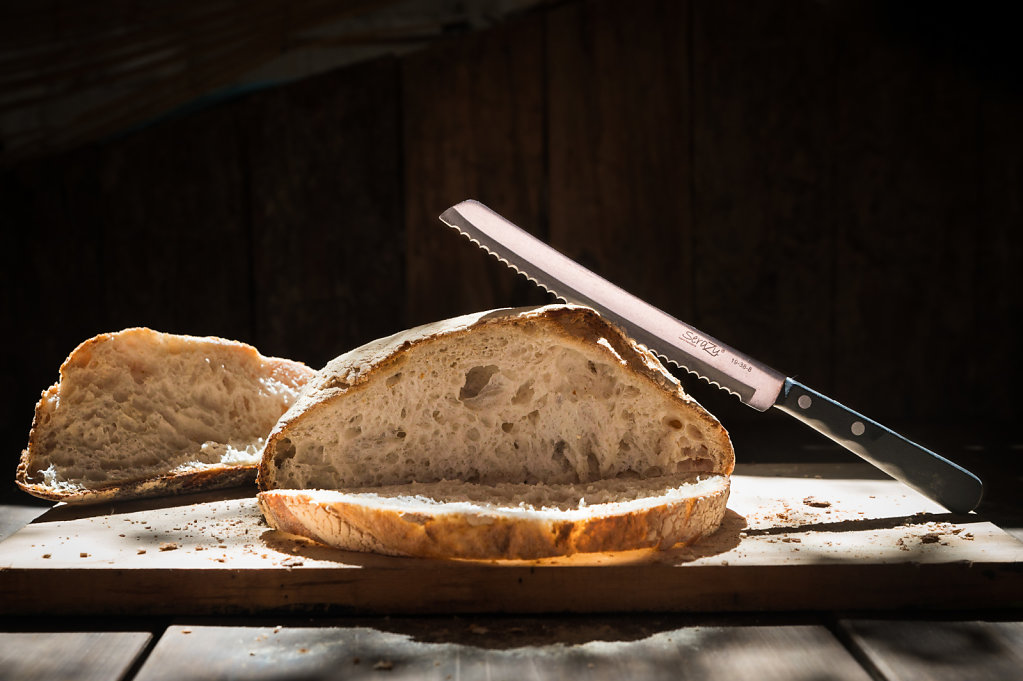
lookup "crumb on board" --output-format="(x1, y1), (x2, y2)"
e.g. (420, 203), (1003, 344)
(159, 542), (179, 551)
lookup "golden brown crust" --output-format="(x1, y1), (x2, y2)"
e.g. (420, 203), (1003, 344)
(258, 476), (730, 560)
(16, 465), (257, 505)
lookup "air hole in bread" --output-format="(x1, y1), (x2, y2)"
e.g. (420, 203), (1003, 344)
(459, 365), (500, 401)
(586, 451), (601, 481)
(511, 381), (534, 405)
(551, 440), (571, 472)
(272, 438), (296, 468)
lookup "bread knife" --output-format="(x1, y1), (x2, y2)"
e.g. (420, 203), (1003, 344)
(439, 199), (984, 514)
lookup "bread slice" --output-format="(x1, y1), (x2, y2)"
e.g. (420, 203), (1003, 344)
(259, 474), (730, 560)
(17, 328), (314, 504)
(257, 304), (733, 559)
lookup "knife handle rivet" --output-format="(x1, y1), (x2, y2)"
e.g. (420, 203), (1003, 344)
(797, 395), (812, 409)
(851, 421), (866, 436)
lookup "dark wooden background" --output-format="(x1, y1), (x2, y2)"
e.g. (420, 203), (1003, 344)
(2, 0), (1020, 501)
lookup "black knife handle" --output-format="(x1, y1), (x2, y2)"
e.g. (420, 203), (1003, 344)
(775, 378), (984, 513)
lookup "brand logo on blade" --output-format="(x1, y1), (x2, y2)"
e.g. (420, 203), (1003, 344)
(680, 330), (722, 357)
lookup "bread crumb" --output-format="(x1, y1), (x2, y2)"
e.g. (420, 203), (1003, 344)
(802, 497), (831, 509)
(373, 660), (394, 671)
(80, 552), (89, 558)
(42, 553), (51, 559)
(138, 549), (147, 555)
(159, 542), (179, 551)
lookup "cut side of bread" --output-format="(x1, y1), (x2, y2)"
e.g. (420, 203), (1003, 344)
(257, 305), (734, 559)
(259, 473), (729, 560)
(17, 328), (314, 504)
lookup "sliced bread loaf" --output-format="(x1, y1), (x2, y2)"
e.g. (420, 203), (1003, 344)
(17, 328), (314, 504)
(257, 305), (733, 559)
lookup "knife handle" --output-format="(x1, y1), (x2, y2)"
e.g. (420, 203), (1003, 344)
(775, 378), (983, 514)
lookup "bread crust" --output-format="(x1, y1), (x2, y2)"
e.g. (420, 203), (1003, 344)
(258, 474), (730, 560)
(17, 328), (313, 505)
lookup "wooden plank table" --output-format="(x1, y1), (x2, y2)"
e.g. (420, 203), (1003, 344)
(1, 464), (1020, 615)
(1, 463), (1021, 680)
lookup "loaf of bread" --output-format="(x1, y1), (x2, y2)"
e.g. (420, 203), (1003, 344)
(17, 328), (314, 504)
(257, 305), (733, 559)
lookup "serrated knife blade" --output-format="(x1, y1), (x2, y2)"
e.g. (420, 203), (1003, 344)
(439, 199), (984, 513)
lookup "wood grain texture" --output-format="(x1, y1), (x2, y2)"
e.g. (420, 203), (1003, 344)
(840, 620), (1023, 681)
(1, 465), (1020, 615)
(132, 621), (870, 681)
(0, 146), (107, 501)
(244, 57), (404, 368)
(546, 0), (694, 321)
(97, 106), (251, 342)
(690, 0), (835, 391)
(974, 86), (1023, 425)
(829, 5), (988, 424)
(402, 13), (550, 327)
(0, 632), (151, 681)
